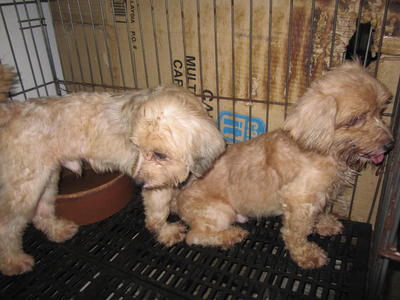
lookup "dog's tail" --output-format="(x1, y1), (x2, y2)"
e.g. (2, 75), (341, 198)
(0, 64), (16, 126)
(0, 64), (15, 102)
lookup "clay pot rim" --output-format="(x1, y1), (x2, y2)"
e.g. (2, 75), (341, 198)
(56, 172), (126, 200)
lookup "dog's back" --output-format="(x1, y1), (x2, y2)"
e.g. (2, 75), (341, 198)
(0, 103), (17, 127)
(177, 129), (334, 220)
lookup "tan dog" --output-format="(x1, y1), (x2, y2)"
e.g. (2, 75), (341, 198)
(167, 62), (394, 269)
(0, 66), (225, 276)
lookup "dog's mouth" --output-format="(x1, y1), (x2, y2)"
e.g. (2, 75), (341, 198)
(360, 153), (385, 165)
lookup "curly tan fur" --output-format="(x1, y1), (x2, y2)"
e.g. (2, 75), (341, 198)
(0, 65), (225, 276)
(165, 62), (394, 269)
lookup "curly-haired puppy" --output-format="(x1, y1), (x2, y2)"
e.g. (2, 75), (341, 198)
(168, 62), (394, 269)
(0, 66), (225, 276)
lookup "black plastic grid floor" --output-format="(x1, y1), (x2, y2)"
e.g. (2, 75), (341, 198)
(0, 192), (371, 300)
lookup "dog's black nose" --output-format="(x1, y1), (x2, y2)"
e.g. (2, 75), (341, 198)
(384, 140), (395, 152)
(134, 178), (145, 187)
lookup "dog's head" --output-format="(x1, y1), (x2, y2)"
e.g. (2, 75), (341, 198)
(283, 62), (394, 170)
(129, 86), (225, 189)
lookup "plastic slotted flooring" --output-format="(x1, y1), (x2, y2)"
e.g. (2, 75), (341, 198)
(0, 193), (371, 300)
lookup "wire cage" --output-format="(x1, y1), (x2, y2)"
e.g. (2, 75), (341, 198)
(0, 0), (399, 299)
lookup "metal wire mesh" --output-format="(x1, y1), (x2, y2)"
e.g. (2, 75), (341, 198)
(0, 0), (61, 99)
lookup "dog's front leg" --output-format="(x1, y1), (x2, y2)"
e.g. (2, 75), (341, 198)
(32, 170), (78, 243)
(142, 187), (186, 246)
(280, 193), (328, 269)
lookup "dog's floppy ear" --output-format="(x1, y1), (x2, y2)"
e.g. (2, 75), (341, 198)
(283, 95), (337, 153)
(189, 122), (226, 177)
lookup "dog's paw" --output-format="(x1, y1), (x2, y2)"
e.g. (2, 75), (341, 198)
(220, 226), (249, 249)
(157, 222), (187, 247)
(186, 226), (248, 248)
(0, 253), (34, 276)
(315, 214), (344, 236)
(47, 219), (79, 243)
(291, 243), (328, 269)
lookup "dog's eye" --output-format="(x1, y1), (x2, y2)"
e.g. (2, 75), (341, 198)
(380, 101), (392, 115)
(153, 152), (167, 160)
(346, 114), (367, 127)
(384, 96), (392, 105)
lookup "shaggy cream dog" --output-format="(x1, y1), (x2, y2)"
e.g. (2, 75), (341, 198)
(0, 65), (225, 276)
(165, 62), (394, 269)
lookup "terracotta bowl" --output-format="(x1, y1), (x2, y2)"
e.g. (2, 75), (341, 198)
(56, 168), (134, 225)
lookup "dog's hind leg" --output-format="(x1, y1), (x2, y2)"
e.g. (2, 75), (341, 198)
(0, 210), (35, 275)
(0, 169), (52, 275)
(32, 170), (78, 243)
(182, 200), (248, 249)
(186, 226), (248, 249)
(143, 188), (187, 246)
